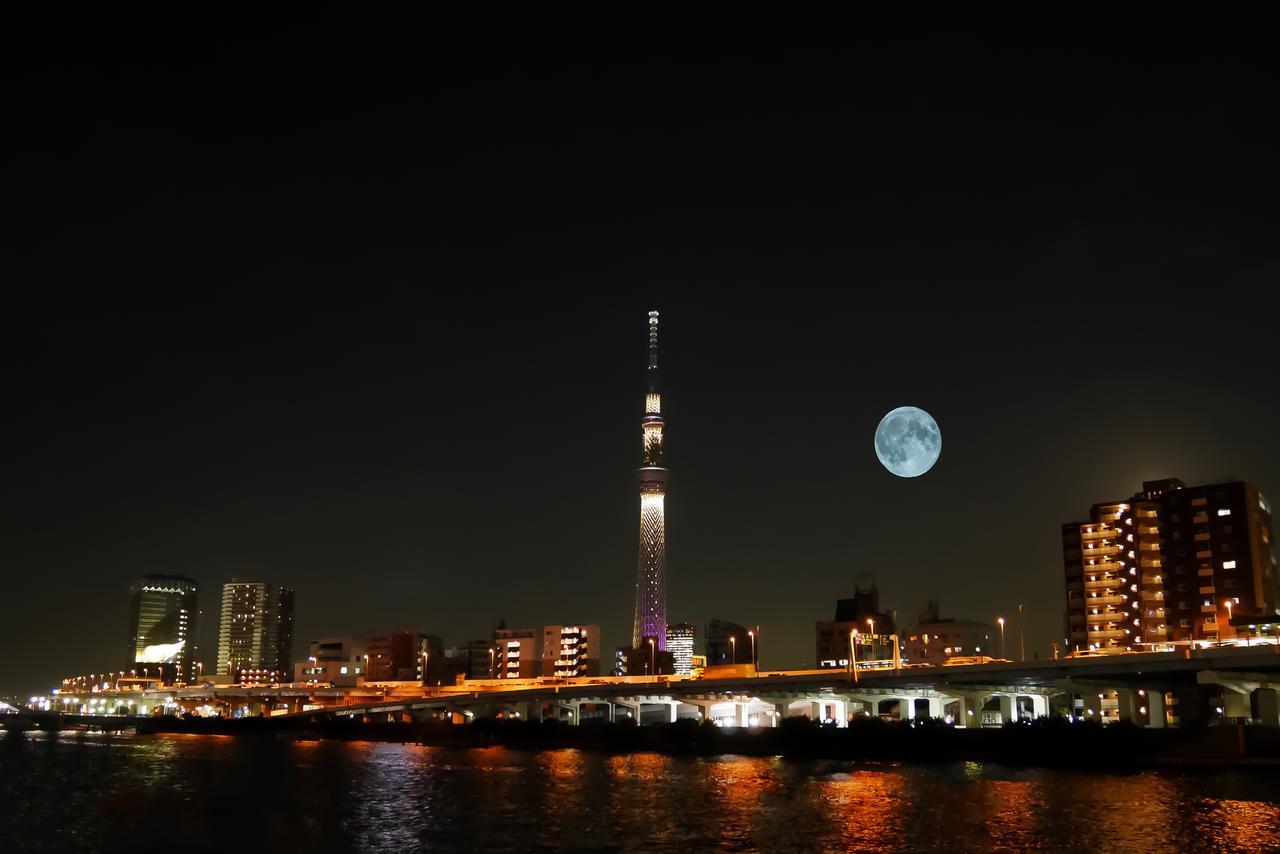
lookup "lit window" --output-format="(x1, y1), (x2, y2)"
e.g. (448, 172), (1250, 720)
(1218, 508), (1231, 516)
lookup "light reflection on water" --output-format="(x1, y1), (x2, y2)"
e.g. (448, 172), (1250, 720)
(2, 731), (1278, 853)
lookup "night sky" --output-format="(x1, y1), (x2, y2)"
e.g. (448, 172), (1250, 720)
(5, 14), (1279, 695)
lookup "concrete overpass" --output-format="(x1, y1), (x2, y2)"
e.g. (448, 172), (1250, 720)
(280, 645), (1280, 729)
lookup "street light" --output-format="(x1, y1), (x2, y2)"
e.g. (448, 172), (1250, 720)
(748, 630), (756, 670)
(1018, 603), (1025, 662)
(997, 617), (1006, 659)
(648, 637), (656, 677)
(489, 647), (495, 678)
(729, 635), (736, 664)
(866, 618), (875, 659)
(849, 628), (860, 684)
(422, 650), (430, 685)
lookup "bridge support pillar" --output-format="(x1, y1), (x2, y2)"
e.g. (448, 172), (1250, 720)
(998, 694), (1017, 724)
(1146, 691), (1166, 728)
(1253, 688), (1279, 727)
(898, 698), (915, 721)
(1222, 690), (1250, 720)
(1113, 689), (1138, 723)
(1083, 691), (1103, 722)
(1028, 694), (1049, 719)
(925, 697), (944, 720)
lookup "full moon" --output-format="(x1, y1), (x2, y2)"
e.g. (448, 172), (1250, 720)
(874, 405), (941, 478)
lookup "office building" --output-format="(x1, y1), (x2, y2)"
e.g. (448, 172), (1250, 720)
(614, 641), (673, 676)
(632, 310), (669, 652)
(666, 622), (696, 675)
(1063, 479), (1278, 651)
(126, 575), (199, 684)
(816, 576), (896, 668)
(215, 579), (295, 683)
(899, 601), (996, 666)
(294, 636), (365, 685)
(541, 624), (600, 678)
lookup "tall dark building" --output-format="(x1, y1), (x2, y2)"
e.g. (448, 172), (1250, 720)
(633, 310), (669, 651)
(126, 575), (199, 684)
(215, 579), (295, 683)
(1063, 479), (1279, 651)
(705, 618), (751, 666)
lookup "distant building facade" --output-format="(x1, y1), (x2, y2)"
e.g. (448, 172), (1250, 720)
(494, 627), (540, 679)
(541, 624), (600, 678)
(215, 579), (295, 683)
(443, 640), (494, 682)
(899, 601), (996, 666)
(295, 636), (365, 685)
(705, 619), (750, 666)
(366, 632), (444, 682)
(1063, 479), (1279, 652)
(666, 622), (696, 675)
(127, 574), (199, 684)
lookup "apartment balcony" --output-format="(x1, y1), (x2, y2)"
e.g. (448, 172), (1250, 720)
(1201, 604), (1217, 613)
(1199, 586), (1216, 595)
(1081, 528), (1114, 540)
(1192, 513), (1209, 524)
(1088, 562), (1123, 574)
(1085, 577), (1123, 590)
(1084, 545), (1122, 558)
(1088, 629), (1127, 639)
(1196, 550), (1213, 560)
(1194, 533), (1211, 542)
(1090, 612), (1127, 623)
(1089, 594), (1125, 607)
(1198, 567), (1215, 577)
(1140, 575), (1163, 586)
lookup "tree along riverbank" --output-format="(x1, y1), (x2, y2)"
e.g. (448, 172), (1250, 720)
(131, 715), (1280, 769)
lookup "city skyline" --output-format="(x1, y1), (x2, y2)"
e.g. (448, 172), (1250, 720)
(6, 18), (1280, 698)
(5, 297), (1280, 696)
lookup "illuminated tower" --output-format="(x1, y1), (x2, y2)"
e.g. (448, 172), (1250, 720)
(633, 310), (669, 650)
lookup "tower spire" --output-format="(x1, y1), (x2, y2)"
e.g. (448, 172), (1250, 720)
(647, 310), (660, 391)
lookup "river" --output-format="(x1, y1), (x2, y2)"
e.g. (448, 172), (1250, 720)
(3, 731), (1278, 852)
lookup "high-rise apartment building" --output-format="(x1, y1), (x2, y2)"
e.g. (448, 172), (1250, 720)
(666, 622), (696, 675)
(633, 310), (669, 652)
(1063, 479), (1278, 651)
(126, 575), (199, 684)
(216, 579), (295, 683)
(541, 624), (600, 678)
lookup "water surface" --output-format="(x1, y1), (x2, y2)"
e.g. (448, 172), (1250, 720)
(3, 731), (1277, 852)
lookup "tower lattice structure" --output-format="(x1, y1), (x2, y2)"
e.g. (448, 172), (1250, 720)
(632, 310), (668, 651)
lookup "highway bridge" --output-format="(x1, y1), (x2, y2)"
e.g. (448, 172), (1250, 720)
(19, 645), (1280, 731)
(263, 645), (1280, 729)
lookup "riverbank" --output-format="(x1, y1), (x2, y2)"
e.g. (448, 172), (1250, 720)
(133, 715), (1280, 769)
